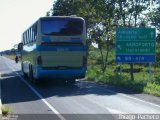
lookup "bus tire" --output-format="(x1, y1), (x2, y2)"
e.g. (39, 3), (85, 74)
(22, 62), (27, 77)
(29, 65), (34, 82)
(29, 65), (38, 84)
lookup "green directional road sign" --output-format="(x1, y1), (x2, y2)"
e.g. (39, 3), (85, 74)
(116, 28), (156, 41)
(116, 41), (155, 54)
(116, 28), (156, 63)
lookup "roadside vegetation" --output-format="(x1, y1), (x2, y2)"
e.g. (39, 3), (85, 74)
(87, 46), (160, 96)
(1, 105), (12, 116)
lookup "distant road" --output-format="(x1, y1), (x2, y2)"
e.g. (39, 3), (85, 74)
(0, 56), (160, 120)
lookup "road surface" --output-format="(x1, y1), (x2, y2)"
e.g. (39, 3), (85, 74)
(0, 56), (160, 120)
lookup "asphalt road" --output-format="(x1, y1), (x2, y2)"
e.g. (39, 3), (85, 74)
(0, 56), (160, 120)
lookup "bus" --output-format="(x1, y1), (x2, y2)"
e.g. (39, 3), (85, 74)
(18, 16), (87, 83)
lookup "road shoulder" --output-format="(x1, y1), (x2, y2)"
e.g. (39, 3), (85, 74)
(81, 80), (160, 106)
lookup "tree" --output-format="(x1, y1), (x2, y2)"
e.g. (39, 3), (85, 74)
(51, 0), (81, 16)
(115, 0), (157, 27)
(148, 6), (160, 31)
(89, 0), (116, 72)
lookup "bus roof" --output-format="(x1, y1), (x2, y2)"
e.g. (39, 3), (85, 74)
(22, 16), (85, 39)
(39, 16), (85, 21)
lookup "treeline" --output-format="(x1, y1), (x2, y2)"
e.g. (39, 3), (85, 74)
(1, 49), (17, 56)
(1, 44), (18, 56)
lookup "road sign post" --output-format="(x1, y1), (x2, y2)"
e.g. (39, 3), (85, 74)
(149, 62), (152, 81)
(120, 63), (122, 80)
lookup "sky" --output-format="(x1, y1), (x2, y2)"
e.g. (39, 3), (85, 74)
(0, 0), (55, 51)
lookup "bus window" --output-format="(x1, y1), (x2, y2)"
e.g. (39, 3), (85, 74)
(33, 24), (37, 41)
(41, 19), (83, 36)
(24, 31), (26, 44)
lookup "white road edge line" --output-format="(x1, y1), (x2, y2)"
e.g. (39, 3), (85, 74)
(4, 59), (66, 120)
(104, 88), (160, 109)
(106, 108), (134, 120)
(88, 81), (160, 109)
(82, 95), (127, 114)
(83, 81), (160, 109)
(105, 107), (126, 114)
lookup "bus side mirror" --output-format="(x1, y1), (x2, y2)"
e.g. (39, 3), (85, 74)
(18, 43), (23, 52)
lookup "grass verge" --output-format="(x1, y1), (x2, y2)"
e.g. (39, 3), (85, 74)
(1, 105), (12, 116)
(86, 65), (160, 96)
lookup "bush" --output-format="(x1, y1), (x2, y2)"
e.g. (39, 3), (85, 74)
(1, 106), (12, 116)
(144, 82), (160, 97)
(153, 74), (160, 85)
(86, 66), (147, 92)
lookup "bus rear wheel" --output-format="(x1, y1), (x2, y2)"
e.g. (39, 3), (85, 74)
(22, 63), (27, 77)
(29, 65), (37, 84)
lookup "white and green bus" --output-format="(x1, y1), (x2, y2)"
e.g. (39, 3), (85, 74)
(18, 16), (87, 83)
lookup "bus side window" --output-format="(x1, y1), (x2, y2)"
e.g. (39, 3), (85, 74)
(23, 33), (26, 45)
(31, 28), (33, 42)
(33, 24), (37, 41)
(22, 34), (25, 45)
(28, 28), (30, 43)
(26, 31), (29, 44)
(29, 28), (32, 43)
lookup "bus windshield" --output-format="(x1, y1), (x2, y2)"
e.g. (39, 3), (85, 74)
(41, 18), (83, 36)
